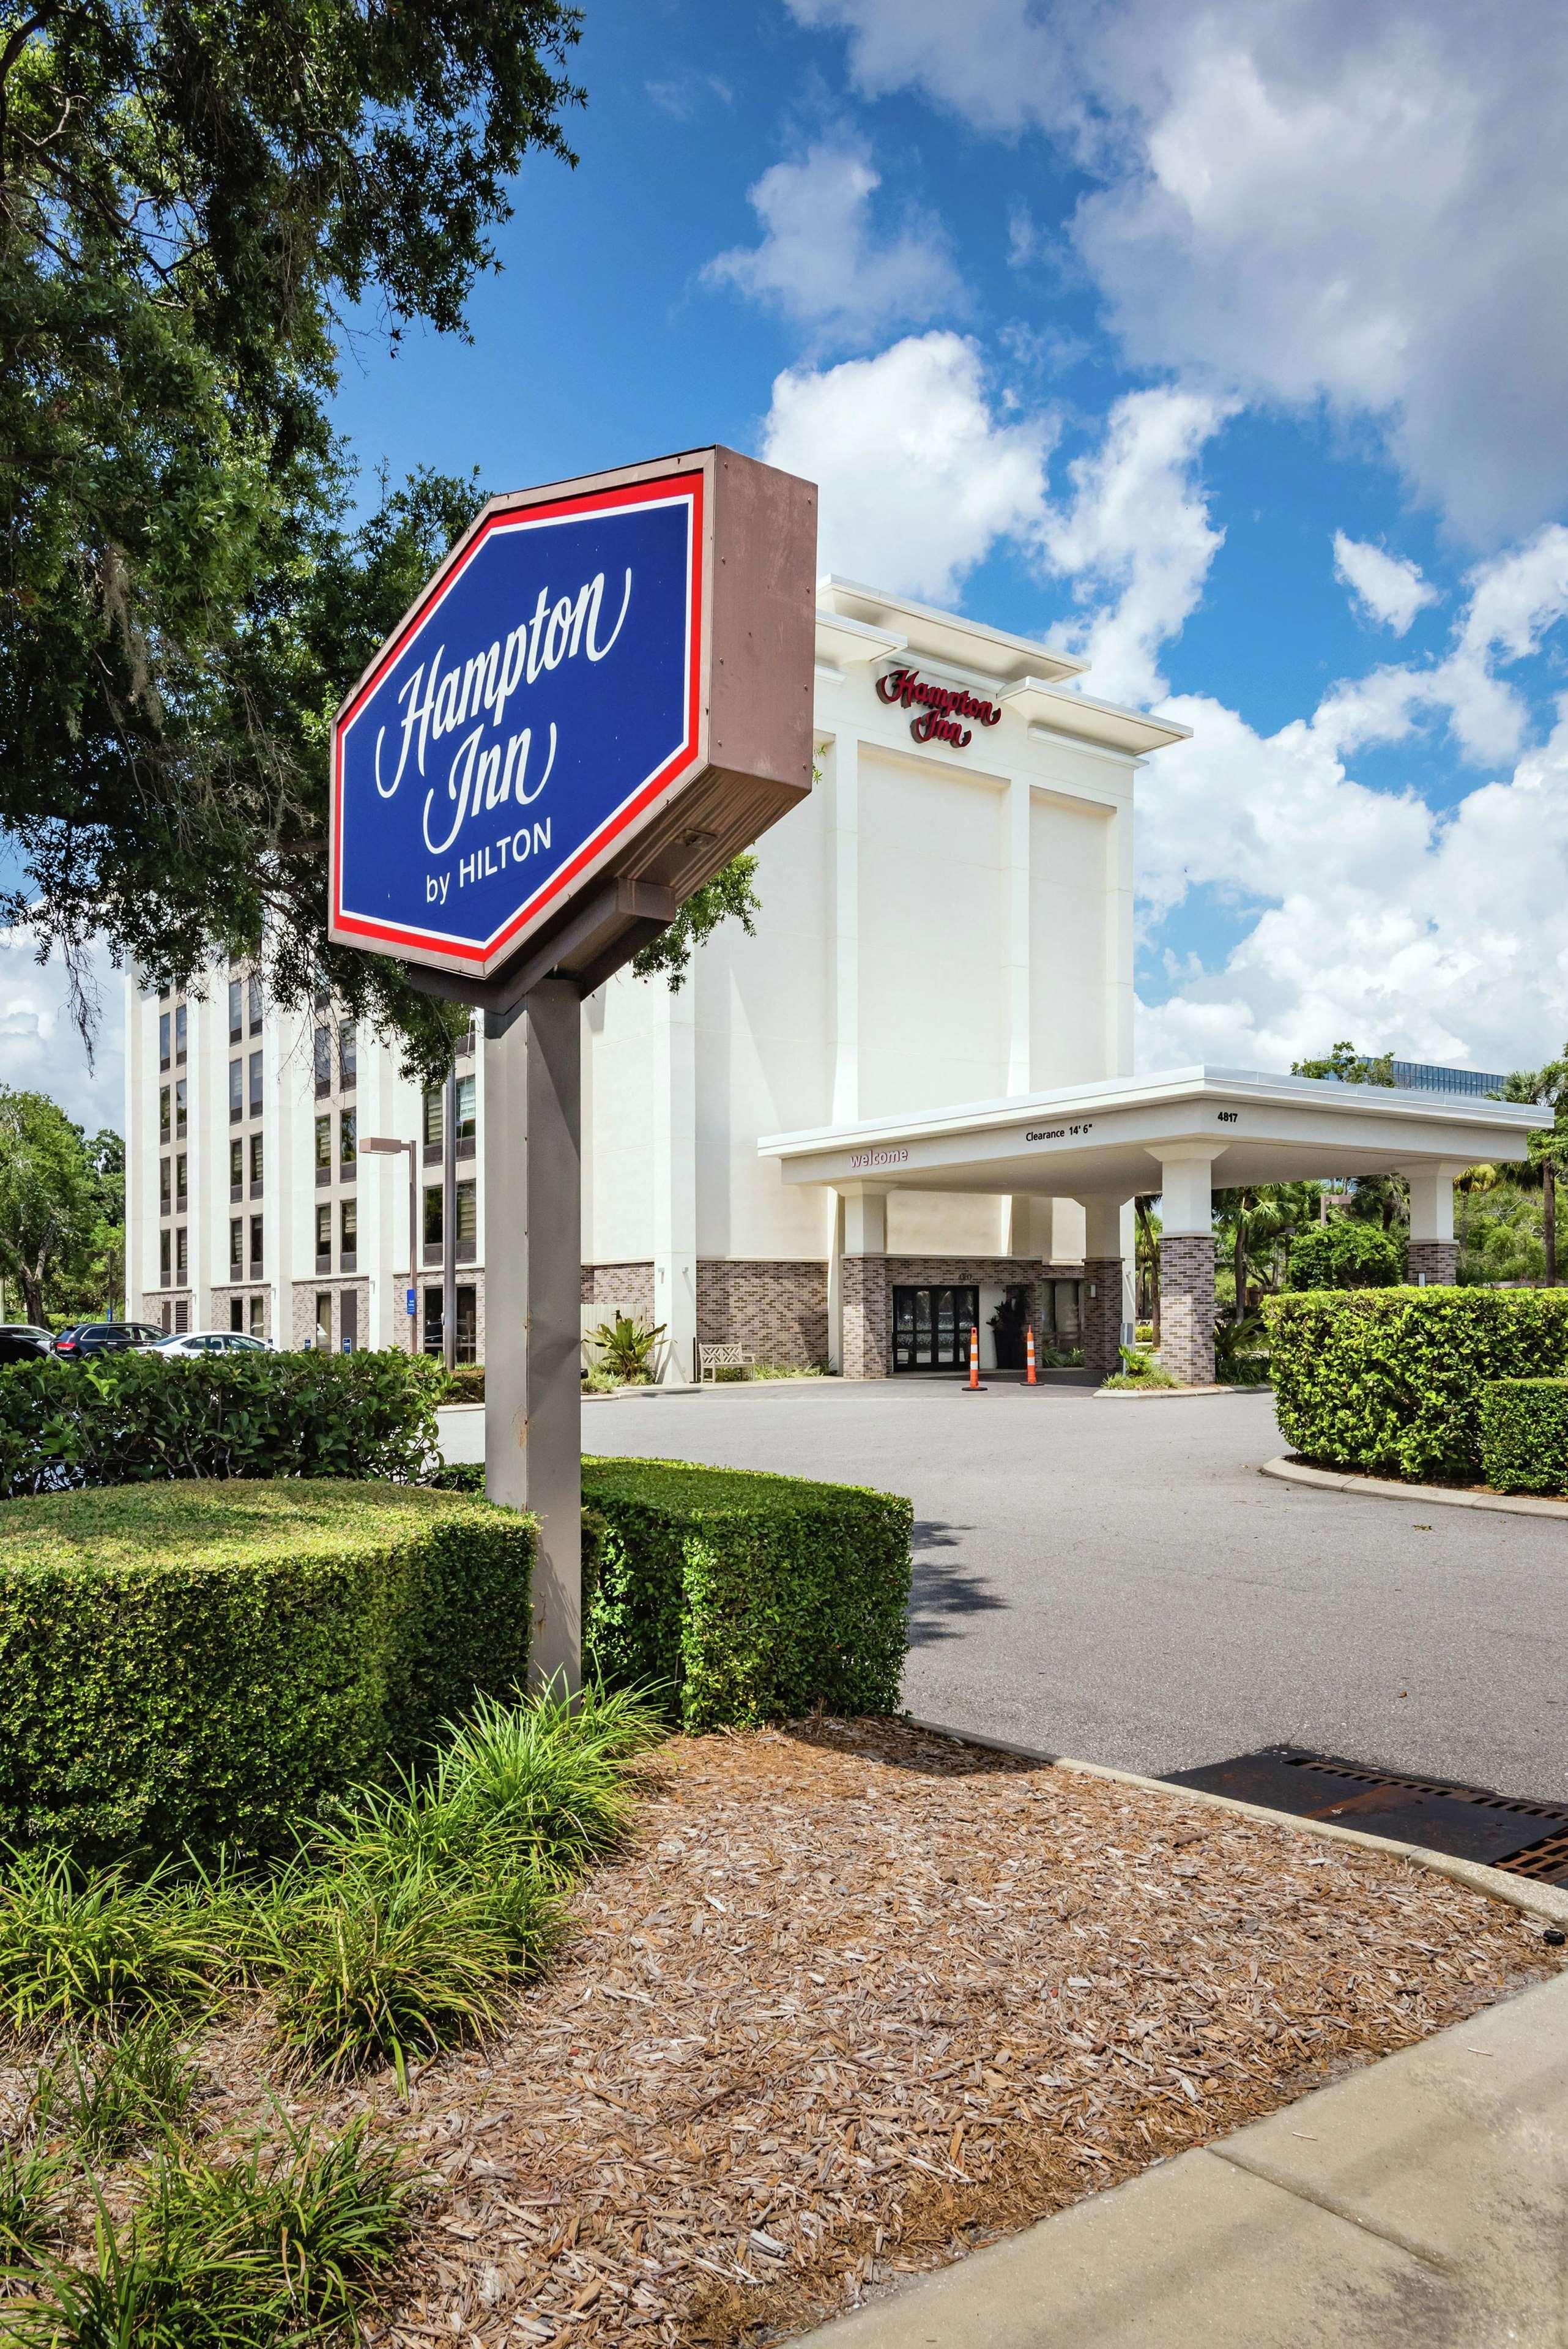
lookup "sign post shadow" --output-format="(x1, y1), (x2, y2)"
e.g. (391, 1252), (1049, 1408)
(330, 446), (816, 1687)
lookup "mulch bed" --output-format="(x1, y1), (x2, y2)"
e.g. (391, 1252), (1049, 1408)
(203, 1719), (1558, 2345)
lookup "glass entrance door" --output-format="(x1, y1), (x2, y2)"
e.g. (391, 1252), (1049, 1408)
(893, 1285), (979, 1372)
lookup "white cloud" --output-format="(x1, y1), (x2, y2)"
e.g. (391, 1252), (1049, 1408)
(645, 74), (733, 121)
(1039, 387), (1233, 705)
(759, 332), (1051, 601)
(705, 142), (960, 349)
(1332, 535), (1437, 636)
(0, 931), (123, 1132)
(786, 0), (1568, 540)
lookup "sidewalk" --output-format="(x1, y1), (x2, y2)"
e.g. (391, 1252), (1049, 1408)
(793, 1966), (1568, 2348)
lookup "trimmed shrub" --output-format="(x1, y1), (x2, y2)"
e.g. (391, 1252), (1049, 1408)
(441, 1365), (486, 1405)
(0, 1351), (442, 1498)
(0, 1481), (535, 1857)
(1286, 1218), (1405, 1290)
(1265, 1287), (1568, 1482)
(1479, 1379), (1568, 1494)
(582, 1455), (912, 1730)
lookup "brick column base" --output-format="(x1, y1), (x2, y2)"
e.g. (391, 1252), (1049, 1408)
(1082, 1259), (1124, 1383)
(1159, 1235), (1216, 1384)
(841, 1257), (889, 1379)
(1407, 1240), (1458, 1286)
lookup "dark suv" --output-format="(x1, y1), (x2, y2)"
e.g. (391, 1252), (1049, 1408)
(52, 1322), (165, 1360)
(0, 1327), (54, 1366)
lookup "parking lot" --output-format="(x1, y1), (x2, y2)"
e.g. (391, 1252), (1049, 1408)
(580, 1377), (1568, 1804)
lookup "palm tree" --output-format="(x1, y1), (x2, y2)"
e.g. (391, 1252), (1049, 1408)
(1213, 1182), (1322, 1325)
(1496, 1059), (1568, 1286)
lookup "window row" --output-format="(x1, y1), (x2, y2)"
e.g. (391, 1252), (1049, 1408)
(157, 1004), (187, 1070)
(228, 1216), (266, 1279)
(228, 1052), (264, 1122)
(158, 1226), (188, 1286)
(227, 973), (264, 1044)
(422, 1282), (478, 1363)
(314, 1110), (357, 1178)
(228, 1295), (267, 1338)
(316, 1197), (358, 1273)
(158, 1081), (187, 1143)
(313, 1289), (360, 1354)
(423, 1179), (477, 1260)
(230, 1133), (264, 1200)
(158, 1155), (187, 1216)
(421, 1075), (477, 1161)
(313, 1022), (357, 1095)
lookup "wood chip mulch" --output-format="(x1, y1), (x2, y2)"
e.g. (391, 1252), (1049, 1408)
(239, 1721), (1561, 2346)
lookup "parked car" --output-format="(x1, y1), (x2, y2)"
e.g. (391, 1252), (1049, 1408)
(141, 1330), (272, 1357)
(53, 1322), (166, 1359)
(0, 1329), (55, 1365)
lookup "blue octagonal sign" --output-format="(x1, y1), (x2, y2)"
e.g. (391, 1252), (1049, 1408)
(330, 467), (704, 981)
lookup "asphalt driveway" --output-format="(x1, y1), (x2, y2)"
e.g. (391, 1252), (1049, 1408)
(582, 1377), (1568, 1804)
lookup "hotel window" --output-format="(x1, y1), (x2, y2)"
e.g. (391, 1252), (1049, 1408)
(423, 1184), (443, 1257)
(228, 980), (243, 1044)
(229, 1059), (243, 1122)
(174, 1003), (187, 1063)
(422, 1087), (442, 1162)
(313, 1026), (332, 1096)
(175, 1079), (187, 1139)
(340, 1196), (357, 1271)
(159, 1087), (171, 1145)
(314, 1114), (331, 1183)
(248, 972), (263, 1033)
(159, 1158), (171, 1215)
(174, 1296), (190, 1335)
(248, 1049), (262, 1117)
(229, 1296), (244, 1333)
(248, 1131), (263, 1196)
(315, 1292), (333, 1350)
(455, 1074), (477, 1157)
(454, 1284), (477, 1365)
(340, 1289), (358, 1353)
(174, 1224), (188, 1280)
(249, 1214), (264, 1277)
(338, 1021), (357, 1089)
(455, 1178), (477, 1262)
(160, 1229), (171, 1286)
(158, 1012), (171, 1070)
(422, 1287), (443, 1355)
(175, 1152), (187, 1211)
(248, 1294), (264, 1338)
(339, 1107), (357, 1171)
(316, 1202), (331, 1271)
(229, 1218), (243, 1276)
(229, 1138), (243, 1201)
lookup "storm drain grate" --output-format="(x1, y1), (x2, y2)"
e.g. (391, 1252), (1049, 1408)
(1162, 1747), (1568, 1884)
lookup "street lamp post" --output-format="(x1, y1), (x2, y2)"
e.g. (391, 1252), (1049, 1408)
(362, 1136), (418, 1353)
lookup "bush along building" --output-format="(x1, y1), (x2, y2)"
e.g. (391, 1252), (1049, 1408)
(124, 577), (1551, 1382)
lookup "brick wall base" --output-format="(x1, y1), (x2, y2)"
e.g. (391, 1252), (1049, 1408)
(697, 1260), (828, 1369)
(581, 1262), (655, 1319)
(1159, 1235), (1216, 1383)
(1407, 1240), (1459, 1286)
(1080, 1257), (1125, 1383)
(841, 1256), (890, 1380)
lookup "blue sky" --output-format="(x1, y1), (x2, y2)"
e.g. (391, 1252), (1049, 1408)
(13, 0), (1568, 1122)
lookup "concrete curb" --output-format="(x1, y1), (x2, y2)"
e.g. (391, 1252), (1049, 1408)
(907, 1715), (1568, 1932)
(1094, 1383), (1269, 1399)
(1261, 1452), (1568, 1522)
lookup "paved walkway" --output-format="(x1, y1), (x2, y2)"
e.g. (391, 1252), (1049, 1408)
(567, 1378), (1568, 1803)
(790, 1965), (1568, 2348)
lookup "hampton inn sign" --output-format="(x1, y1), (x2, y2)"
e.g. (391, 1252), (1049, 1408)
(875, 664), (1004, 749)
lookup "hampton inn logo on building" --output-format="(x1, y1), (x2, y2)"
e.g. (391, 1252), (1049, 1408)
(876, 665), (1005, 749)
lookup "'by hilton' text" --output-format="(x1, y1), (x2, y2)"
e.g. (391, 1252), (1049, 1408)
(877, 666), (1004, 748)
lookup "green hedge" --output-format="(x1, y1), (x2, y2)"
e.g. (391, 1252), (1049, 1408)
(0, 1352), (441, 1498)
(1265, 1287), (1568, 1482)
(581, 1455), (912, 1730)
(1286, 1218), (1405, 1290)
(1479, 1379), (1568, 1494)
(0, 1480), (534, 1857)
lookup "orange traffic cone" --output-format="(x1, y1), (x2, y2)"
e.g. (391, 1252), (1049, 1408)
(961, 1323), (986, 1392)
(1025, 1324), (1038, 1385)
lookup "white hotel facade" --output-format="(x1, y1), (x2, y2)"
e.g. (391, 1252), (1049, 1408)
(125, 576), (1541, 1384)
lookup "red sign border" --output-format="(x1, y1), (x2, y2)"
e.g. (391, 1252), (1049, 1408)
(329, 469), (705, 972)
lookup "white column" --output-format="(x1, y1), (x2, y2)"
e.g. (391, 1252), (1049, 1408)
(1006, 1196), (1055, 1259)
(830, 733), (860, 1126)
(652, 978), (697, 1383)
(1157, 1144), (1226, 1234)
(842, 1183), (888, 1256)
(484, 981), (582, 1691)
(827, 1191), (844, 1373)
(1007, 775), (1031, 1094)
(1405, 1163), (1464, 1243)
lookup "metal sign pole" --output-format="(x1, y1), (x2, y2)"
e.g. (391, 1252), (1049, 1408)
(442, 1068), (458, 1372)
(483, 979), (582, 1689)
